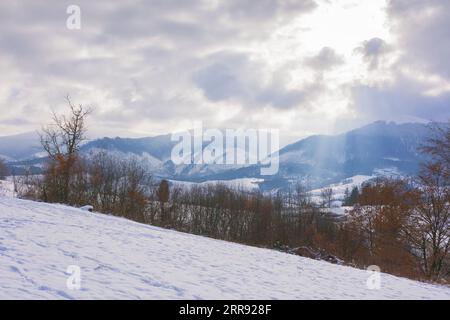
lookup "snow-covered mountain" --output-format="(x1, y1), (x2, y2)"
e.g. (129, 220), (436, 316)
(204, 121), (437, 190)
(0, 131), (41, 161)
(80, 133), (257, 179)
(270, 121), (431, 188)
(1, 194), (449, 299)
(1, 121), (442, 189)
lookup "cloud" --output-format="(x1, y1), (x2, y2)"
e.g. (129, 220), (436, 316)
(387, 0), (450, 79)
(356, 38), (390, 70)
(348, 1), (450, 124)
(0, 0), (448, 140)
(351, 76), (450, 122)
(305, 47), (344, 70)
(0, 0), (317, 136)
(193, 52), (305, 109)
(0, 117), (32, 126)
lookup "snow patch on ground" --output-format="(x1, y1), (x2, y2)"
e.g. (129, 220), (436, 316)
(0, 178), (15, 198)
(170, 178), (263, 192)
(310, 175), (374, 208)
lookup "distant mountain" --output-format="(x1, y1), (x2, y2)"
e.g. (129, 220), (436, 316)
(81, 134), (175, 162)
(1, 121), (441, 189)
(0, 132), (41, 161)
(206, 121), (438, 189)
(281, 121), (432, 184)
(80, 133), (250, 179)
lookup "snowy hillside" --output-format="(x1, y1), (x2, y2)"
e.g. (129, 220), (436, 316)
(310, 175), (374, 207)
(0, 197), (449, 299)
(169, 178), (264, 192)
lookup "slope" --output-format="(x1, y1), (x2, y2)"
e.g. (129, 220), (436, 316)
(1, 197), (449, 299)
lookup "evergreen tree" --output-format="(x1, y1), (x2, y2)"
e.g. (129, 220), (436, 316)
(343, 186), (359, 206)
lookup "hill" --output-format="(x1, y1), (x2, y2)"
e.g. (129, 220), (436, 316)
(0, 194), (449, 299)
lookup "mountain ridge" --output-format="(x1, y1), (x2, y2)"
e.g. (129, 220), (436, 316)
(1, 121), (444, 189)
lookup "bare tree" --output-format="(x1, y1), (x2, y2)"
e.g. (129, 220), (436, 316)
(404, 123), (450, 280)
(39, 96), (92, 203)
(40, 95), (91, 160)
(157, 179), (170, 224)
(407, 164), (450, 280)
(421, 122), (450, 179)
(294, 182), (311, 209)
(320, 187), (333, 208)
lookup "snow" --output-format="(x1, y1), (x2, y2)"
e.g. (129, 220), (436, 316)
(310, 172), (410, 214)
(0, 178), (15, 198)
(80, 205), (93, 212)
(310, 175), (374, 208)
(373, 167), (402, 177)
(0, 154), (13, 161)
(0, 196), (449, 299)
(170, 178), (264, 192)
(87, 148), (164, 171)
(320, 206), (353, 216)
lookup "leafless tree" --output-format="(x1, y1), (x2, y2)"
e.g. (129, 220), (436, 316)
(157, 179), (170, 224)
(320, 187), (334, 208)
(404, 124), (450, 280)
(0, 158), (8, 180)
(40, 95), (92, 160)
(420, 122), (450, 180)
(407, 164), (450, 280)
(39, 96), (92, 203)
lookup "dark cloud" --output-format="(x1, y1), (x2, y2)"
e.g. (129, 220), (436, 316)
(387, 0), (450, 79)
(193, 52), (305, 109)
(351, 76), (450, 122)
(305, 47), (344, 70)
(356, 38), (390, 70)
(0, 0), (317, 135)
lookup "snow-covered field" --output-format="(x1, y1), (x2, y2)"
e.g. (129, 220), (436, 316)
(0, 196), (449, 299)
(169, 178), (264, 192)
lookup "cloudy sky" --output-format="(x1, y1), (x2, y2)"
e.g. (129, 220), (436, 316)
(0, 0), (449, 145)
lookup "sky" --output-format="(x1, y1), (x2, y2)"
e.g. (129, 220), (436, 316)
(0, 0), (449, 146)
